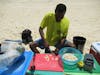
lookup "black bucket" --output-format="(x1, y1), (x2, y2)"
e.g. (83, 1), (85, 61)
(73, 36), (86, 53)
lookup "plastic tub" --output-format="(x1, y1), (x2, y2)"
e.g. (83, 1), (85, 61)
(59, 47), (82, 69)
(0, 51), (33, 75)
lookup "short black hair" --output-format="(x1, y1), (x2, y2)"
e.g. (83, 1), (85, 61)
(55, 3), (66, 13)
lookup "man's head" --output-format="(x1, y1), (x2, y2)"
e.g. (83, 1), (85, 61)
(55, 3), (66, 22)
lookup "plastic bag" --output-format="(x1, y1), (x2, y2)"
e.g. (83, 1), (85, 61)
(0, 50), (20, 69)
(1, 40), (23, 52)
(0, 40), (25, 70)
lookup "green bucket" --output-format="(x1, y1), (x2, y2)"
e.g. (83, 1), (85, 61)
(63, 62), (77, 70)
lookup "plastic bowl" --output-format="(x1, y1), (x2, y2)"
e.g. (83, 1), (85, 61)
(59, 47), (82, 65)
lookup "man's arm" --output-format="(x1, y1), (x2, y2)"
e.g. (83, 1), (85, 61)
(61, 37), (75, 47)
(39, 27), (45, 41)
(60, 37), (66, 45)
(39, 27), (49, 48)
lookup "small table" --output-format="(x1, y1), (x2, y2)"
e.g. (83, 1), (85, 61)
(27, 54), (100, 75)
(26, 53), (64, 75)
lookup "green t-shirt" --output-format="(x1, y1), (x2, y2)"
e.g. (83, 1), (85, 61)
(40, 13), (70, 45)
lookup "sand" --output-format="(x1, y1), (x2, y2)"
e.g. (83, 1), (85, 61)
(0, 0), (100, 53)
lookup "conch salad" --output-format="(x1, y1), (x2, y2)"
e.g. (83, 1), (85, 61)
(62, 53), (78, 61)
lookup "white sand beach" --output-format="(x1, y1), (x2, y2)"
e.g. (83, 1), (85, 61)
(0, 0), (100, 53)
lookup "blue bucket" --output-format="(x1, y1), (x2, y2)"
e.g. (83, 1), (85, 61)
(59, 47), (82, 69)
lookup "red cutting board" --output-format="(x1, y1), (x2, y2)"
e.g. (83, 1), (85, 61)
(28, 54), (63, 72)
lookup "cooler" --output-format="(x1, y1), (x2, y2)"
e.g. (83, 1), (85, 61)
(28, 54), (63, 71)
(26, 54), (64, 75)
(90, 42), (100, 65)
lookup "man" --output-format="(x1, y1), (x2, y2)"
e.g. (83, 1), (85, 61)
(30, 3), (74, 53)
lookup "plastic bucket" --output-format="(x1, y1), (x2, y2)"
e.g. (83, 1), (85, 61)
(73, 36), (86, 53)
(59, 47), (82, 70)
(63, 63), (77, 70)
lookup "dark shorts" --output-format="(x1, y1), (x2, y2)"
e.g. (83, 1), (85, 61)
(34, 38), (70, 50)
(34, 39), (45, 49)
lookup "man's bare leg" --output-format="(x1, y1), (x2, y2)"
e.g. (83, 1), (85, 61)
(29, 42), (40, 53)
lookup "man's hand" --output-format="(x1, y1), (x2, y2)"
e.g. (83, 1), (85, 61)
(44, 40), (49, 48)
(52, 48), (59, 55)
